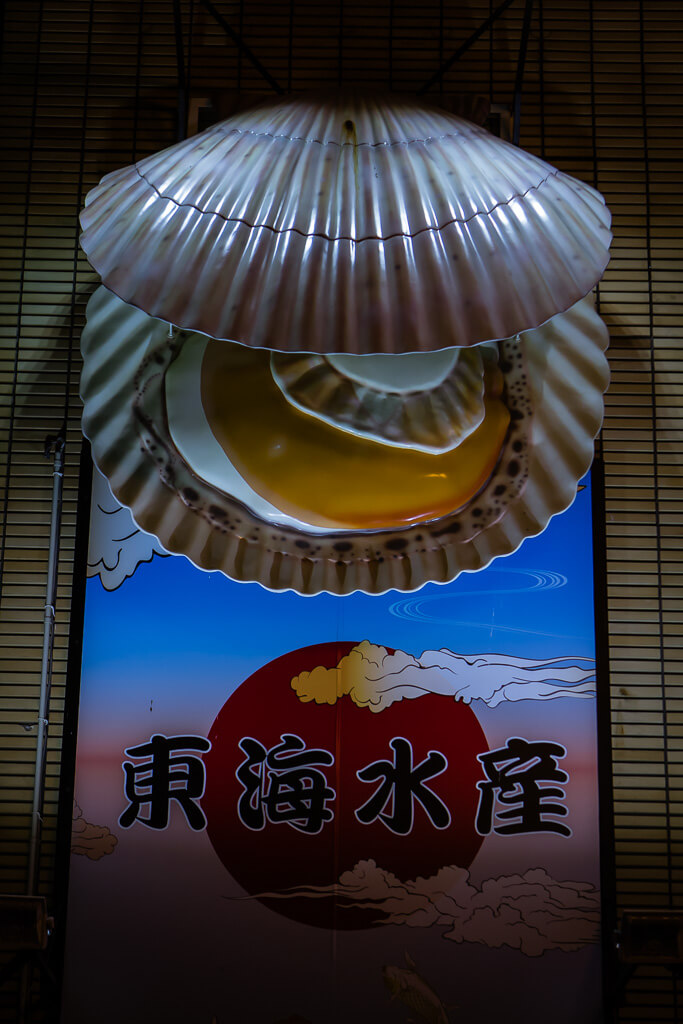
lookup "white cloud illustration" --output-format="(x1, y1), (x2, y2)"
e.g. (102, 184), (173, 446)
(87, 466), (168, 590)
(240, 860), (599, 957)
(291, 640), (595, 712)
(71, 803), (117, 860)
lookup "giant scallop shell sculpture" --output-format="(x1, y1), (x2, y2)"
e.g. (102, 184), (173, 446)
(79, 92), (611, 595)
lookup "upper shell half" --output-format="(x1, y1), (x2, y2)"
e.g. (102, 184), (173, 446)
(80, 93), (612, 354)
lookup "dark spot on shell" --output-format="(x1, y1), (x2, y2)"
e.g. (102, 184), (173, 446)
(334, 541), (353, 552)
(154, 352), (165, 364)
(432, 521), (461, 537)
(343, 119), (354, 132)
(500, 360), (512, 373)
(472, 508), (482, 517)
(494, 484), (507, 496)
(385, 538), (408, 551)
(415, 534), (423, 541)
(510, 408), (524, 421)
(295, 539), (310, 549)
(507, 460), (520, 477)
(182, 487), (199, 502)
(208, 504), (226, 518)
(512, 440), (523, 453)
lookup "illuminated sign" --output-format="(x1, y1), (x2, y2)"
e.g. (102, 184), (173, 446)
(62, 467), (604, 1024)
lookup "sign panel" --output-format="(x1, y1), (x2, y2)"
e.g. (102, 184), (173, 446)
(62, 467), (603, 1024)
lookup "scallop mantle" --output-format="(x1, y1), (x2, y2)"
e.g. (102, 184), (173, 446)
(80, 92), (612, 355)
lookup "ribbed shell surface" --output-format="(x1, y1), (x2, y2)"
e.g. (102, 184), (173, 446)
(80, 93), (612, 354)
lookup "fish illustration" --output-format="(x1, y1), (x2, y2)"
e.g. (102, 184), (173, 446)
(383, 952), (450, 1024)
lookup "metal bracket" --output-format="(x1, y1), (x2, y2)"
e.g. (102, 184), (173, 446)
(43, 434), (64, 460)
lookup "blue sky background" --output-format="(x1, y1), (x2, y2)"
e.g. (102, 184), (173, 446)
(78, 475), (597, 733)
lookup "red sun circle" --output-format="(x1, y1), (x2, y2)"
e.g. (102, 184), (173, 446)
(203, 641), (488, 929)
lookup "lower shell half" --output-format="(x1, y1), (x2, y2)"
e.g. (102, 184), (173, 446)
(80, 286), (609, 596)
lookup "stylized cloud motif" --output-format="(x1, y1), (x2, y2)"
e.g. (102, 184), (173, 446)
(88, 466), (167, 590)
(71, 803), (117, 860)
(241, 860), (599, 957)
(291, 640), (595, 712)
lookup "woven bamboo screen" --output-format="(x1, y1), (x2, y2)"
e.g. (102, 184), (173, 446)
(0, 1), (681, 1020)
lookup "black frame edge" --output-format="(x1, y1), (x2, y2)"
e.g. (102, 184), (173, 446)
(51, 440), (92, 1023)
(592, 455), (617, 1023)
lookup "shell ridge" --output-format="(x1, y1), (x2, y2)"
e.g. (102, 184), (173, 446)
(212, 125), (469, 148)
(130, 161), (574, 244)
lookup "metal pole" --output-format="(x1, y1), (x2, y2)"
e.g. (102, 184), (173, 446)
(172, 0), (188, 142)
(27, 435), (65, 897)
(196, 0), (283, 94)
(418, 0), (516, 95)
(512, 0), (535, 146)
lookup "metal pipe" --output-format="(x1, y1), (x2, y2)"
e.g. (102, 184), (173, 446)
(27, 435), (65, 896)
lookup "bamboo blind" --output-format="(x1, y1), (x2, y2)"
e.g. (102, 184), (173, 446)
(0, 1), (681, 1020)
